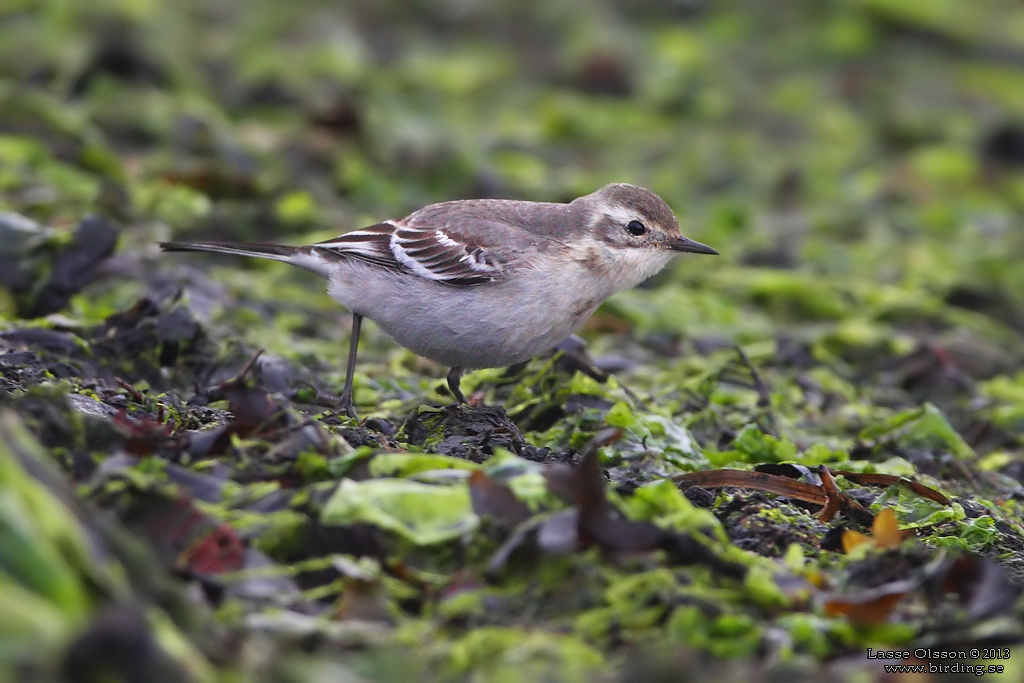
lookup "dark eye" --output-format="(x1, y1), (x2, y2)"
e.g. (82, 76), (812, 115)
(626, 220), (646, 236)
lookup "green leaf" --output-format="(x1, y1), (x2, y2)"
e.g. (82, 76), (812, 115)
(744, 564), (789, 609)
(860, 404), (974, 459)
(605, 401), (635, 429)
(368, 453), (478, 479)
(321, 479), (477, 545)
(731, 424), (798, 463)
(623, 480), (724, 538)
(444, 627), (604, 680)
(0, 413), (92, 620)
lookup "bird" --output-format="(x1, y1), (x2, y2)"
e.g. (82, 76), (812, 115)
(161, 183), (718, 416)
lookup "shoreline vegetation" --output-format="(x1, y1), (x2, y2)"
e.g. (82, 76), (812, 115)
(1, 1), (1023, 680)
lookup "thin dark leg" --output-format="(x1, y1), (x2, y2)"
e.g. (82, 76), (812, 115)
(338, 313), (362, 417)
(446, 366), (468, 404)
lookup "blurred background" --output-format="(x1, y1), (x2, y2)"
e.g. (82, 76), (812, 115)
(3, 0), (1023, 338)
(4, 0), (1024, 680)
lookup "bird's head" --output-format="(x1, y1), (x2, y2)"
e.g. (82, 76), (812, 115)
(570, 183), (718, 289)
(581, 183), (718, 256)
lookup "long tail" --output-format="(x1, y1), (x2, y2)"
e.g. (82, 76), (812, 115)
(160, 241), (333, 278)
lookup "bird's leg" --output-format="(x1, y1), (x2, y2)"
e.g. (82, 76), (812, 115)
(338, 313), (362, 418)
(446, 366), (468, 405)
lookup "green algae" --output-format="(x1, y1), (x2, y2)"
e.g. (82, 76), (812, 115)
(3, 0), (1024, 680)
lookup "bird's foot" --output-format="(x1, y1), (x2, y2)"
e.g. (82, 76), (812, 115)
(336, 389), (358, 419)
(446, 366), (469, 405)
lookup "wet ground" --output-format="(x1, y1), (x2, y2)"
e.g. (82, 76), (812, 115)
(3, 1), (1024, 681)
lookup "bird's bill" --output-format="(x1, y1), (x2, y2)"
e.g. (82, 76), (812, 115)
(666, 236), (719, 255)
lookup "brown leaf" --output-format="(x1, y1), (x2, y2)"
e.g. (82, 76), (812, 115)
(822, 584), (912, 626)
(468, 470), (532, 528)
(674, 469), (829, 505)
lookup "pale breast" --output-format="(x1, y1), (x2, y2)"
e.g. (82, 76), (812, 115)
(326, 255), (610, 369)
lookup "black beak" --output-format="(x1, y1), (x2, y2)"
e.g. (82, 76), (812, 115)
(667, 236), (719, 255)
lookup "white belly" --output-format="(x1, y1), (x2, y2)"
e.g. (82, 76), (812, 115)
(327, 261), (604, 369)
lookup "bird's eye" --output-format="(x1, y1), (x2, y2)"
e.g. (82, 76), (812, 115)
(626, 220), (646, 236)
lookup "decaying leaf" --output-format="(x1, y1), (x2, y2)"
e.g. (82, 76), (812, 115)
(468, 470), (532, 529)
(822, 579), (917, 626)
(841, 508), (906, 553)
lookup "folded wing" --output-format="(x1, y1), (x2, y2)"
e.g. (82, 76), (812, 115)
(315, 219), (513, 286)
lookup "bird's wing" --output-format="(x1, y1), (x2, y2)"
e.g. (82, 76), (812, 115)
(314, 212), (534, 286)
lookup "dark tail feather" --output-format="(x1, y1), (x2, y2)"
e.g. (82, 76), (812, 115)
(159, 241), (299, 261)
(159, 241), (334, 278)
